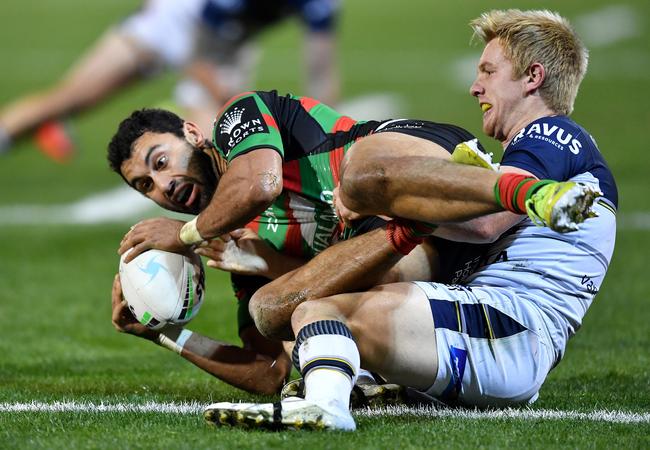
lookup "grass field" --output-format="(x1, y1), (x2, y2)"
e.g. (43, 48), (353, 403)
(1, 0), (649, 448)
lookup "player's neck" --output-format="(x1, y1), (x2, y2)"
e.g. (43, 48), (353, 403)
(502, 104), (557, 148)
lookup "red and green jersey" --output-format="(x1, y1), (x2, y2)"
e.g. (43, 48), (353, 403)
(212, 90), (380, 258)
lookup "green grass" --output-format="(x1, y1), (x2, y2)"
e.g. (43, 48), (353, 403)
(1, 0), (649, 448)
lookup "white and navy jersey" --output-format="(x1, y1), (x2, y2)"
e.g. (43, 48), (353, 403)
(466, 115), (617, 362)
(121, 0), (339, 67)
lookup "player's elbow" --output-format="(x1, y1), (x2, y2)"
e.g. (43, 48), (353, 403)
(466, 222), (502, 243)
(247, 176), (282, 210)
(452, 217), (508, 244)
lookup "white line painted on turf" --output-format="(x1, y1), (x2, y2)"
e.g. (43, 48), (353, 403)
(0, 186), (158, 225)
(0, 401), (203, 414)
(1, 401), (649, 424)
(575, 5), (641, 48)
(356, 405), (650, 424)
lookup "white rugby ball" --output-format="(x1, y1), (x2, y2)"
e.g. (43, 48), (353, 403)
(119, 249), (205, 330)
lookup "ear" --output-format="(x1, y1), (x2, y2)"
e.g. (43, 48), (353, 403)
(524, 62), (545, 94)
(182, 121), (206, 148)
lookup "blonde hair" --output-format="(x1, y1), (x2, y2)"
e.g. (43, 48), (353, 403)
(470, 9), (588, 115)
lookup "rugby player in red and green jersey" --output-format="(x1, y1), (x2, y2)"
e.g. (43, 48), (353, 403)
(107, 90), (497, 395)
(109, 89), (597, 398)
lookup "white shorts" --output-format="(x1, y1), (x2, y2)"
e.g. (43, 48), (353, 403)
(413, 282), (556, 407)
(120, 0), (258, 107)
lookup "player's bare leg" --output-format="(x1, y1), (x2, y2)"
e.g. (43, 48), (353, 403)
(0, 31), (155, 156)
(248, 226), (438, 341)
(205, 283), (436, 431)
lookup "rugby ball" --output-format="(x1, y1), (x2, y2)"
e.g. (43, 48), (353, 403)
(119, 249), (205, 330)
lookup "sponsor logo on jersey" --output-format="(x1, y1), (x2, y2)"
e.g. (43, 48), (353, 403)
(216, 96), (269, 155)
(374, 119), (424, 132)
(512, 121), (583, 154)
(581, 274), (599, 295)
(440, 346), (467, 401)
(219, 107), (245, 135)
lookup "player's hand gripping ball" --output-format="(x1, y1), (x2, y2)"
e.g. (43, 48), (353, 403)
(119, 249), (205, 329)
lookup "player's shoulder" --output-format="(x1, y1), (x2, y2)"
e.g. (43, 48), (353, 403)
(213, 91), (280, 159)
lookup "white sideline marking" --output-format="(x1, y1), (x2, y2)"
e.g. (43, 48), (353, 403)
(0, 186), (648, 231)
(575, 5), (641, 47)
(337, 92), (405, 121)
(0, 186), (158, 225)
(356, 405), (650, 424)
(1, 401), (649, 424)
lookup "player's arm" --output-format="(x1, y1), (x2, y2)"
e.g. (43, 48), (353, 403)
(180, 93), (286, 247)
(111, 275), (290, 395)
(431, 165), (535, 243)
(119, 147), (284, 263)
(196, 228), (308, 279)
(249, 224), (436, 341)
(194, 148), (283, 240)
(157, 324), (291, 395)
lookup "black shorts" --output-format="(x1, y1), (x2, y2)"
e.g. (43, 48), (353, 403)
(373, 119), (487, 154)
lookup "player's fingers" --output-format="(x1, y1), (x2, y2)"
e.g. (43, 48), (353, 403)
(111, 301), (127, 331)
(118, 230), (143, 254)
(206, 239), (227, 252)
(194, 247), (222, 261)
(111, 274), (123, 308)
(123, 242), (149, 263)
(229, 228), (247, 239)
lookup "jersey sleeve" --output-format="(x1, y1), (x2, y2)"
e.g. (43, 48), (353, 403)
(212, 92), (284, 162)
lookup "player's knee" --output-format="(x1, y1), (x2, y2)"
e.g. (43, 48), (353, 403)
(340, 141), (390, 211)
(290, 298), (342, 333)
(248, 289), (295, 341)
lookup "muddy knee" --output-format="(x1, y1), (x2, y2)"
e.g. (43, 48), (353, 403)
(249, 288), (306, 341)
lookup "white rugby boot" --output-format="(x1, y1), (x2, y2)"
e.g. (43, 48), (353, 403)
(204, 396), (356, 431)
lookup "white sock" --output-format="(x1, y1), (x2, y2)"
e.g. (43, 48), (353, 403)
(294, 320), (360, 411)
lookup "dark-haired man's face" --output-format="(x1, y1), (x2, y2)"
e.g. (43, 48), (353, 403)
(120, 131), (217, 214)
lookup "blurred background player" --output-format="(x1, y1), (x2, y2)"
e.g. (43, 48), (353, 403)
(0, 0), (340, 162)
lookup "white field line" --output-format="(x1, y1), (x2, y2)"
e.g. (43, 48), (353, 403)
(574, 5), (641, 48)
(0, 401), (649, 424)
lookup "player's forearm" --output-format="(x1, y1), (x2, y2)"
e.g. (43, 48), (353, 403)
(433, 211), (524, 243)
(156, 327), (288, 395)
(341, 155), (500, 222)
(282, 227), (400, 296)
(193, 150), (282, 241)
(264, 253), (308, 280)
(196, 181), (274, 241)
